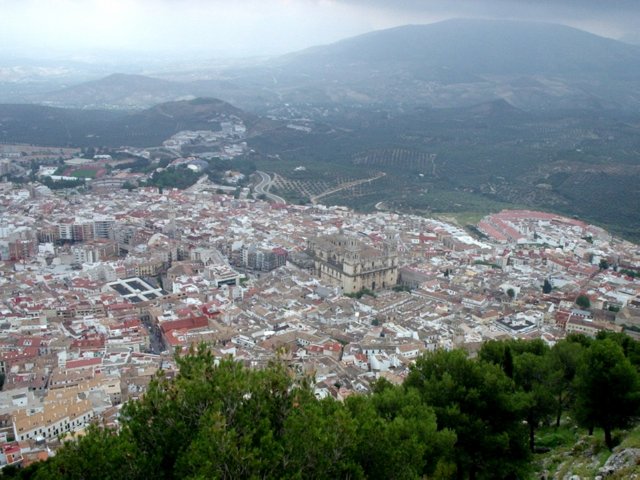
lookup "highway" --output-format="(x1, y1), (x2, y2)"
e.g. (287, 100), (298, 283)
(254, 171), (286, 204)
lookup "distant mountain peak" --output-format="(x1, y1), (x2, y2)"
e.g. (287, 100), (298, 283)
(464, 98), (523, 116)
(260, 18), (640, 110)
(74, 72), (177, 88)
(33, 73), (193, 110)
(146, 97), (246, 117)
(101, 72), (150, 80)
(283, 19), (640, 76)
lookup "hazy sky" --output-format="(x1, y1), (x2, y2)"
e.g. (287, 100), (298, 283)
(1, 0), (639, 60)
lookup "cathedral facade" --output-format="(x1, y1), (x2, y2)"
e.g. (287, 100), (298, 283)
(307, 233), (398, 293)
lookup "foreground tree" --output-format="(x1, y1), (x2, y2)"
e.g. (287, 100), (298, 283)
(548, 339), (584, 427)
(574, 338), (640, 449)
(596, 331), (640, 369)
(346, 381), (456, 479)
(478, 340), (513, 378)
(17, 337), (640, 479)
(514, 352), (556, 451)
(406, 350), (530, 479)
(25, 348), (458, 480)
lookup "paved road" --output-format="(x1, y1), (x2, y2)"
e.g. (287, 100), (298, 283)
(254, 171), (286, 204)
(143, 317), (166, 354)
(311, 172), (386, 204)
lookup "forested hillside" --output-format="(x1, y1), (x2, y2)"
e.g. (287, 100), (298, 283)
(4, 333), (640, 479)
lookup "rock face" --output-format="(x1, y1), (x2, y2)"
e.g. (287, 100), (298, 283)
(598, 448), (640, 478)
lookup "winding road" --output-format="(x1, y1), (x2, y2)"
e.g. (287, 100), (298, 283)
(254, 171), (286, 204)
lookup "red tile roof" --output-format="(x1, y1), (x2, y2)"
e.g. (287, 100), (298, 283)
(66, 357), (102, 370)
(160, 315), (208, 334)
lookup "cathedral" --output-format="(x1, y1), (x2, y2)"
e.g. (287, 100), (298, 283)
(307, 233), (398, 293)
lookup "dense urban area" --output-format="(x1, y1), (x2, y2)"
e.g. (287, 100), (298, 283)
(3, 2), (640, 476)
(0, 139), (639, 477)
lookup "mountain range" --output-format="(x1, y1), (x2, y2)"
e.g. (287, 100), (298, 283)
(17, 19), (640, 112)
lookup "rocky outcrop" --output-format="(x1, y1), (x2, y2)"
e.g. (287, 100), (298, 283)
(597, 448), (640, 478)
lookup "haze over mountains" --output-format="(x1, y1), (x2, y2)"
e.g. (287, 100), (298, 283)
(0, 98), (270, 147)
(2, 18), (640, 240)
(264, 19), (640, 107)
(8, 19), (640, 112)
(34, 73), (194, 110)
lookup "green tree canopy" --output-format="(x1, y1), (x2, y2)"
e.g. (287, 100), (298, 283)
(26, 349), (458, 480)
(514, 352), (556, 451)
(576, 294), (591, 309)
(346, 382), (455, 479)
(406, 349), (530, 479)
(574, 338), (640, 449)
(548, 339), (584, 427)
(15, 336), (640, 479)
